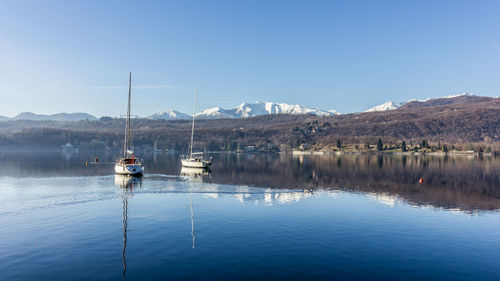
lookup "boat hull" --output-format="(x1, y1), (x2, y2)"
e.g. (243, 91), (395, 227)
(181, 159), (211, 168)
(180, 167), (210, 175)
(114, 174), (143, 188)
(115, 163), (144, 175)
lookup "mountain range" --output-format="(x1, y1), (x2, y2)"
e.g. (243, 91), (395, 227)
(1, 94), (499, 149)
(146, 102), (340, 120)
(191, 102), (339, 120)
(365, 93), (474, 112)
(365, 101), (404, 112)
(0, 112), (97, 122)
(147, 110), (191, 120)
(146, 93), (476, 120)
(0, 93), (481, 121)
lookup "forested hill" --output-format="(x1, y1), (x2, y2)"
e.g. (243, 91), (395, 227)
(0, 95), (499, 152)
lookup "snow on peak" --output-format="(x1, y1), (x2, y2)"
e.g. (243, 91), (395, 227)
(365, 93), (476, 113)
(147, 110), (190, 120)
(234, 102), (270, 117)
(195, 107), (235, 119)
(365, 101), (403, 112)
(195, 102), (336, 119)
(410, 92), (475, 103)
(442, 92), (474, 99)
(328, 109), (341, 115)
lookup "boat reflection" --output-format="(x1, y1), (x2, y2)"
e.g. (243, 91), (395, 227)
(114, 174), (143, 189)
(179, 168), (205, 248)
(121, 192), (128, 280)
(114, 175), (142, 279)
(189, 181), (196, 249)
(1, 151), (499, 212)
(180, 167), (211, 183)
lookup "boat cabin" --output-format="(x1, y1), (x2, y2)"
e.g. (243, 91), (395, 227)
(118, 158), (141, 165)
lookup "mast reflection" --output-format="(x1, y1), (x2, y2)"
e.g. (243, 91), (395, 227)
(122, 195), (128, 279)
(180, 167), (210, 249)
(115, 174), (143, 279)
(180, 167), (211, 182)
(190, 183), (195, 249)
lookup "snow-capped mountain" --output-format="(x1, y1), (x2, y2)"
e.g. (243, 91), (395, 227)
(365, 101), (404, 112)
(365, 93), (476, 113)
(410, 92), (473, 103)
(2, 93), (481, 122)
(194, 102), (338, 119)
(441, 92), (474, 99)
(195, 107), (238, 119)
(147, 102), (339, 120)
(147, 110), (190, 120)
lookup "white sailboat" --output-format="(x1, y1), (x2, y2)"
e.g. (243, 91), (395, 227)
(115, 72), (144, 175)
(181, 89), (212, 168)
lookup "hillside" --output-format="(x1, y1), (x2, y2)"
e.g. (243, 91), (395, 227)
(0, 95), (499, 152)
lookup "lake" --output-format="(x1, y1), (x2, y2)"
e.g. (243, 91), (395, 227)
(1, 149), (499, 280)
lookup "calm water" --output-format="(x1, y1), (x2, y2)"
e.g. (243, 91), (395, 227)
(1, 150), (500, 280)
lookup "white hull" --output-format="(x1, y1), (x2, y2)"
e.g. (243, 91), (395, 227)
(114, 174), (143, 188)
(181, 159), (211, 168)
(180, 167), (210, 176)
(115, 163), (144, 175)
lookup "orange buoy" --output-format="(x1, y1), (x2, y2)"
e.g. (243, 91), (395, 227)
(85, 161), (89, 166)
(419, 178), (424, 184)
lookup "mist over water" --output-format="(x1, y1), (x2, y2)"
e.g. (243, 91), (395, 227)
(1, 149), (499, 280)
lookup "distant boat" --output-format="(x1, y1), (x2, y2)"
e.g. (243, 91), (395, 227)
(115, 73), (144, 175)
(181, 89), (212, 168)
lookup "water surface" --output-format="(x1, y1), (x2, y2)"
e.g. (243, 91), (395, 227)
(1, 150), (499, 280)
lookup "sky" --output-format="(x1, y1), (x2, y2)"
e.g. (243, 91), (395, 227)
(1, 0), (500, 117)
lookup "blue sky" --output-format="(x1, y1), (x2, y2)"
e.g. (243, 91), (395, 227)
(1, 0), (499, 117)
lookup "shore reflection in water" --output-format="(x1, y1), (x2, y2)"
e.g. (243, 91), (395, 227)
(0, 151), (500, 280)
(1, 150), (499, 212)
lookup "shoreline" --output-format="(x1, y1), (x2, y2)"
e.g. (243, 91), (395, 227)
(291, 150), (494, 157)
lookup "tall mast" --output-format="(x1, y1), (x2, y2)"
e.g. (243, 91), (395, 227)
(123, 72), (132, 157)
(127, 72), (132, 154)
(189, 89), (197, 158)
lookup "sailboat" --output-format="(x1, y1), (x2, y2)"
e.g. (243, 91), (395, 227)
(115, 72), (144, 175)
(180, 89), (212, 168)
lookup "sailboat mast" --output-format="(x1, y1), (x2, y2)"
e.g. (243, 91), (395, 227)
(126, 72), (132, 156)
(189, 89), (197, 158)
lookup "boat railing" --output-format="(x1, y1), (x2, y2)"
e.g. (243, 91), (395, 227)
(117, 158), (144, 165)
